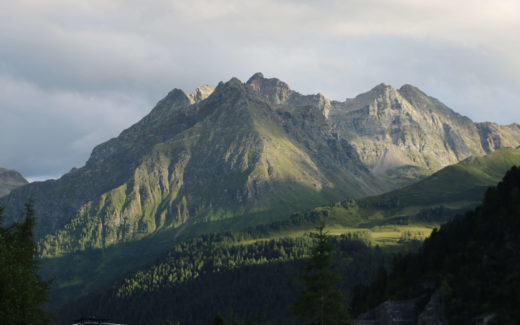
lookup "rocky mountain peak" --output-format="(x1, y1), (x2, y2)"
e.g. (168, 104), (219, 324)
(215, 77), (245, 93)
(398, 84), (424, 96)
(165, 88), (192, 104)
(246, 72), (265, 84)
(246, 72), (293, 105)
(397, 84), (435, 110)
(328, 81), (501, 179)
(211, 78), (250, 104)
(336, 82), (401, 115)
(142, 88), (193, 122)
(245, 73), (333, 117)
(369, 83), (399, 100)
(362, 82), (396, 98)
(188, 85), (215, 104)
(371, 82), (393, 91)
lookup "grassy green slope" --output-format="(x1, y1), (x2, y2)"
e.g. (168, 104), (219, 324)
(318, 147), (520, 228)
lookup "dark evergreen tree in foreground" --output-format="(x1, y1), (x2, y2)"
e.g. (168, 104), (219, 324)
(294, 224), (350, 325)
(0, 202), (51, 324)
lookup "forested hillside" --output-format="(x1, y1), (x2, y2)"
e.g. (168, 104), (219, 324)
(351, 166), (520, 323)
(56, 230), (402, 325)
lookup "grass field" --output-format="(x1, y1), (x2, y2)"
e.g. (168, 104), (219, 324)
(237, 224), (437, 248)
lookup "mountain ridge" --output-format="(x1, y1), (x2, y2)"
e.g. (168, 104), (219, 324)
(36, 76), (380, 257)
(2, 73), (520, 256)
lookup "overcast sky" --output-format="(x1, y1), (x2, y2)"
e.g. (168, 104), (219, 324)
(1, 0), (519, 181)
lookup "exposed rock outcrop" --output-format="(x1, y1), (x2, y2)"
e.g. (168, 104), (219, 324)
(353, 289), (448, 325)
(353, 298), (417, 325)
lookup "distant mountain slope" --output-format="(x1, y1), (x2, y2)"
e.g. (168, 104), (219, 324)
(0, 168), (27, 197)
(313, 147), (520, 227)
(351, 165), (520, 323)
(2, 73), (520, 257)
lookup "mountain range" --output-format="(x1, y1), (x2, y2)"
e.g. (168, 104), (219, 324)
(2, 73), (520, 323)
(2, 73), (520, 257)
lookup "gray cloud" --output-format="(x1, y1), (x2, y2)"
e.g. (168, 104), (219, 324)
(0, 76), (148, 180)
(1, 0), (519, 179)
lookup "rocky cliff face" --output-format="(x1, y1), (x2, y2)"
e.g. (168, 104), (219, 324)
(2, 73), (520, 256)
(247, 73), (333, 117)
(0, 168), (27, 198)
(329, 83), (519, 185)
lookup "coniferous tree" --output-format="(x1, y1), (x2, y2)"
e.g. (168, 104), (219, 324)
(294, 224), (350, 325)
(0, 202), (51, 324)
(213, 313), (226, 325)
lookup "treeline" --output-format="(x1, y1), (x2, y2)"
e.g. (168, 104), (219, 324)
(57, 231), (398, 324)
(351, 166), (520, 323)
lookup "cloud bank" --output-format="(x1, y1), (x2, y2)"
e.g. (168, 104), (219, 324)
(1, 0), (519, 179)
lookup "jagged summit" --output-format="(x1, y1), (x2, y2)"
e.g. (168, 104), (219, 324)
(398, 83), (423, 94)
(246, 72), (293, 105)
(162, 88), (192, 105)
(246, 72), (264, 82)
(188, 85), (215, 103)
(369, 82), (393, 92)
(336, 82), (399, 112)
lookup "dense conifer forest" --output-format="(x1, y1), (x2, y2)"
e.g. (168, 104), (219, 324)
(351, 166), (520, 323)
(56, 229), (405, 324)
